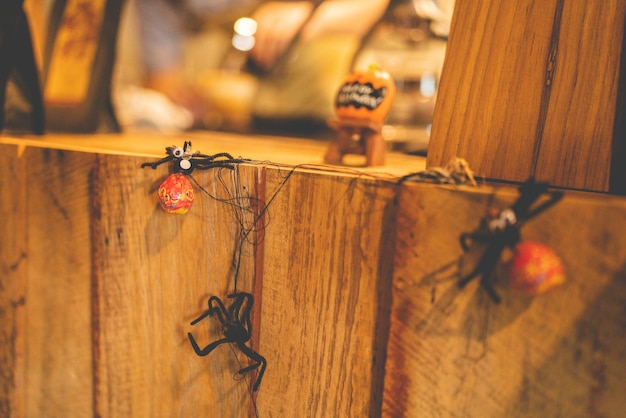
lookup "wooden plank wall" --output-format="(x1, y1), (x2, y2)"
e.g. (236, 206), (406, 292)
(1, 144), (400, 417)
(384, 183), (626, 417)
(427, 0), (626, 193)
(3, 143), (626, 417)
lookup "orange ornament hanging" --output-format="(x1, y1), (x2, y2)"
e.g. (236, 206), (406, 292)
(141, 141), (248, 215)
(158, 173), (195, 214)
(508, 241), (565, 295)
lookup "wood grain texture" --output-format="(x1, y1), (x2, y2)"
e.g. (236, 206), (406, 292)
(6, 137), (626, 417)
(23, 148), (96, 417)
(428, 0), (626, 192)
(92, 156), (262, 417)
(384, 183), (626, 417)
(0, 145), (27, 417)
(0, 131), (427, 176)
(256, 168), (397, 417)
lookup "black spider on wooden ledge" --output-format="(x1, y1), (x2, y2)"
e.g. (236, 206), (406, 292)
(141, 141), (249, 174)
(188, 292), (266, 392)
(458, 180), (564, 303)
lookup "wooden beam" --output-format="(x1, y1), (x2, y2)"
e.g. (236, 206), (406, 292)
(428, 0), (626, 192)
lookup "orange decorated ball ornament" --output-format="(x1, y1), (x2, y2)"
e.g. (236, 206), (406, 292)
(509, 241), (565, 295)
(158, 173), (195, 214)
(335, 65), (396, 124)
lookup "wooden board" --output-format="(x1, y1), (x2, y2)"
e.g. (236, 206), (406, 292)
(384, 182), (626, 417)
(0, 145), (95, 417)
(256, 168), (398, 417)
(92, 156), (261, 417)
(0, 131), (427, 176)
(24, 148), (96, 417)
(427, 0), (626, 192)
(0, 146), (27, 417)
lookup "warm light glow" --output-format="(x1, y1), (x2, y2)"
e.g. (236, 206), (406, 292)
(420, 74), (437, 97)
(232, 34), (255, 52)
(232, 17), (257, 52)
(234, 17), (257, 37)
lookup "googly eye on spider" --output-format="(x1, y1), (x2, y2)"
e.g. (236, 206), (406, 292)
(457, 180), (565, 303)
(172, 147), (184, 158)
(487, 208), (517, 233)
(140, 141), (250, 214)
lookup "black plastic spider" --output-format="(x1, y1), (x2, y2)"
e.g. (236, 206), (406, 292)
(188, 292), (266, 392)
(141, 141), (248, 174)
(457, 180), (563, 303)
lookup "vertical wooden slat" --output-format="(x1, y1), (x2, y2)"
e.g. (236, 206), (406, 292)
(428, 0), (626, 192)
(535, 1), (626, 190)
(384, 183), (626, 417)
(23, 147), (95, 417)
(0, 145), (27, 417)
(92, 157), (260, 417)
(427, 1), (559, 181)
(256, 169), (397, 417)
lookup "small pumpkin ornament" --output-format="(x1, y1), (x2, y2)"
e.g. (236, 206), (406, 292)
(335, 64), (396, 124)
(158, 173), (195, 214)
(508, 241), (565, 295)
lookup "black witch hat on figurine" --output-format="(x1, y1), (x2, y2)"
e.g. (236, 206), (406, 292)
(0, 0), (45, 134)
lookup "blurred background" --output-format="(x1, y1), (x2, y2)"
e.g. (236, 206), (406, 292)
(26, 0), (453, 154)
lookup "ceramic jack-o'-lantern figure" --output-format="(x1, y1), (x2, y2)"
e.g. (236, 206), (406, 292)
(325, 65), (396, 166)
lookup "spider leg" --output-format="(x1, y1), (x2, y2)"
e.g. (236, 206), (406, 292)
(189, 309), (212, 326)
(140, 155), (174, 169)
(188, 333), (232, 356)
(523, 191), (564, 221)
(193, 161), (237, 171)
(236, 341), (267, 392)
(458, 264), (482, 288)
(189, 295), (229, 326)
(209, 152), (235, 160)
(458, 242), (505, 302)
(208, 295), (231, 323)
(458, 229), (496, 284)
(480, 275), (501, 303)
(460, 224), (496, 250)
(228, 292), (253, 326)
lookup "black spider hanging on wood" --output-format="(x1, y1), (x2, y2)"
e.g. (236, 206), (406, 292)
(140, 141), (250, 214)
(188, 292), (266, 392)
(141, 140), (248, 174)
(458, 180), (564, 303)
